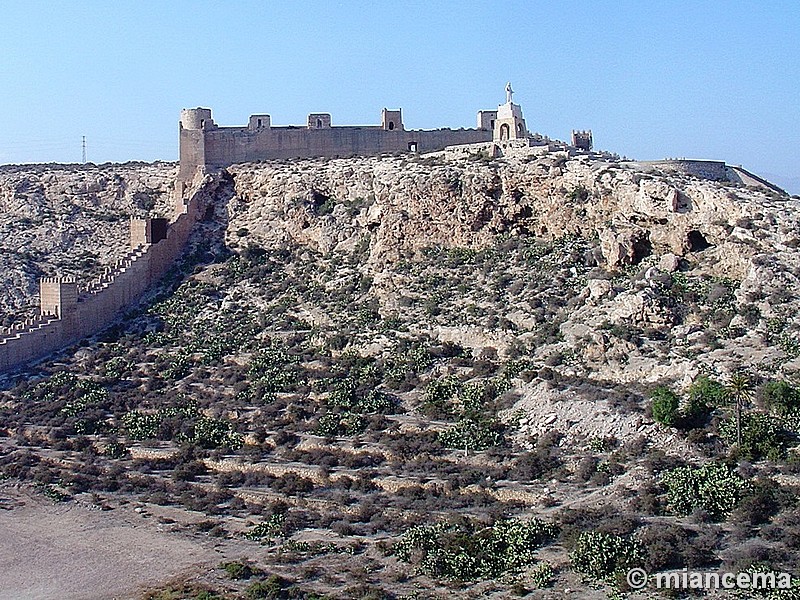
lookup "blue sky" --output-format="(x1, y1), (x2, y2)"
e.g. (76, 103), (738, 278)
(1, 1), (798, 192)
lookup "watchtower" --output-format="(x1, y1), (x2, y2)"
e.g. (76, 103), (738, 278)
(180, 108), (215, 131)
(40, 277), (79, 336)
(571, 130), (593, 152)
(130, 217), (169, 247)
(381, 109), (402, 131)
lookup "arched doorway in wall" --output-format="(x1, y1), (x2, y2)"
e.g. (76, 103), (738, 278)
(388, 121), (395, 130)
(499, 123), (510, 140)
(517, 123), (524, 136)
(316, 118), (323, 129)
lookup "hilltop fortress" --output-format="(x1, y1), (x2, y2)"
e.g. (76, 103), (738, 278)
(0, 86), (787, 372)
(178, 84), (541, 184)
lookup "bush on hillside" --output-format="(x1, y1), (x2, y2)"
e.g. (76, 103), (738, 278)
(661, 462), (749, 521)
(650, 386), (680, 427)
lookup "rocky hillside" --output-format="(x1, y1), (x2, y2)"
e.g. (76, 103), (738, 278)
(1, 152), (799, 599)
(224, 153), (800, 385)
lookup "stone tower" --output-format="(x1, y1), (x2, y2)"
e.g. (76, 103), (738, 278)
(493, 83), (528, 141)
(40, 277), (79, 337)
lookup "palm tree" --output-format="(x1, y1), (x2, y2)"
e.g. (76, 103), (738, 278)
(725, 372), (753, 450)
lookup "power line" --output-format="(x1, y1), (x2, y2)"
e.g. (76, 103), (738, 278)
(81, 135), (86, 164)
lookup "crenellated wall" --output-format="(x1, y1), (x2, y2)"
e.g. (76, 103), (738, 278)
(177, 106), (497, 183)
(182, 124), (493, 181)
(0, 172), (220, 373)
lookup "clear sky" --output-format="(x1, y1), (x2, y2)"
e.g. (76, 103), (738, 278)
(1, 1), (798, 192)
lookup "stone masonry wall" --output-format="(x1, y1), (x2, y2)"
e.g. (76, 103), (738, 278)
(648, 160), (728, 181)
(180, 125), (492, 181)
(0, 174), (217, 372)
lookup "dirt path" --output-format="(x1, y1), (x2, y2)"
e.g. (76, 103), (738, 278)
(0, 485), (222, 600)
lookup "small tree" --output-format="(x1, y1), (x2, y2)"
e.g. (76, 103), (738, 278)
(761, 380), (800, 415)
(687, 375), (726, 416)
(725, 372), (753, 450)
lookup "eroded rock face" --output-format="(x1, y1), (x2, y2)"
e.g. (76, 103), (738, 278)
(223, 154), (800, 383)
(224, 155), (773, 280)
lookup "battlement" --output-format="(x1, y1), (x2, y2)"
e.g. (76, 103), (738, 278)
(0, 173), (219, 373)
(39, 276), (77, 285)
(571, 130), (593, 152)
(178, 86), (536, 182)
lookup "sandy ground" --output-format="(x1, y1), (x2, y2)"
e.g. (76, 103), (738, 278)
(0, 485), (222, 600)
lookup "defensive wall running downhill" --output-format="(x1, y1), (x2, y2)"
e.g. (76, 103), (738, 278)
(0, 173), (220, 373)
(726, 165), (787, 195)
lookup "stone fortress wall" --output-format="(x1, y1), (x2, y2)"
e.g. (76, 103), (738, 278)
(633, 159), (786, 194)
(0, 174), (218, 372)
(178, 86), (532, 183)
(179, 108), (494, 182)
(642, 159), (729, 181)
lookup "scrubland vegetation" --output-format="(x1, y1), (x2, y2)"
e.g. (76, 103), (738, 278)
(1, 161), (800, 599)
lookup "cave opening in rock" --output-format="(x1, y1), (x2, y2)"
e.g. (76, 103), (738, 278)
(632, 236), (652, 264)
(687, 230), (712, 252)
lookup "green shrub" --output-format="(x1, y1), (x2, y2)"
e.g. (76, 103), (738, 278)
(761, 380), (800, 415)
(315, 411), (367, 437)
(122, 405), (242, 449)
(438, 416), (504, 451)
(245, 575), (287, 599)
(570, 531), (644, 580)
(328, 378), (358, 408)
(245, 514), (286, 543)
(687, 375), (726, 413)
(103, 441), (128, 459)
(458, 380), (497, 414)
(661, 462), (749, 520)
(357, 389), (396, 413)
(422, 376), (461, 416)
(650, 386), (680, 426)
(394, 518), (558, 580)
(719, 412), (788, 461)
(221, 560), (255, 580)
(188, 416), (244, 450)
(529, 561), (555, 589)
(122, 410), (162, 440)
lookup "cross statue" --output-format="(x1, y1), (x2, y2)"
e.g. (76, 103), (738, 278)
(505, 82), (513, 104)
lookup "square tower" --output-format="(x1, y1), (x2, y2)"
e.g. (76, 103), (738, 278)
(571, 130), (593, 151)
(308, 113), (332, 129)
(477, 110), (498, 131)
(249, 114), (271, 130)
(381, 109), (402, 131)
